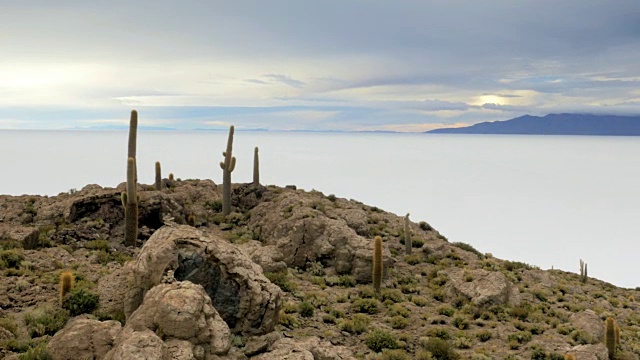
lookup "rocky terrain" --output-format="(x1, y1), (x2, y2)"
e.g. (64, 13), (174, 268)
(0, 179), (639, 360)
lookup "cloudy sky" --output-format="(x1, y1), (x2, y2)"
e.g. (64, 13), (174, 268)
(2, 0), (640, 131)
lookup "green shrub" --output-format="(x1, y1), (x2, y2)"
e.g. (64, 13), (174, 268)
(365, 329), (399, 352)
(25, 306), (69, 337)
(298, 301), (314, 318)
(338, 275), (357, 287)
(405, 254), (423, 265)
(476, 330), (493, 342)
(507, 331), (532, 345)
(451, 242), (483, 257)
(438, 305), (455, 317)
(388, 304), (410, 318)
(452, 316), (469, 330)
(420, 338), (459, 360)
(379, 349), (412, 360)
(381, 289), (404, 303)
(338, 313), (370, 334)
(352, 298), (379, 314)
(389, 315), (409, 329)
(413, 296), (429, 307)
(425, 327), (451, 340)
(264, 271), (297, 292)
(62, 288), (99, 316)
(18, 342), (51, 360)
(0, 250), (24, 269)
(419, 221), (432, 231)
(0, 315), (18, 336)
(84, 240), (109, 251)
(278, 312), (298, 328)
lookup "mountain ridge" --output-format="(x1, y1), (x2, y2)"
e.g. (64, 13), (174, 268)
(427, 113), (640, 136)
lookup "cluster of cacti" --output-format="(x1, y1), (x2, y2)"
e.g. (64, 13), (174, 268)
(155, 161), (162, 191)
(373, 235), (383, 295)
(564, 354), (576, 360)
(253, 146), (260, 186)
(605, 317), (620, 359)
(580, 259), (588, 283)
(404, 213), (411, 255)
(219, 125), (236, 216)
(59, 270), (74, 305)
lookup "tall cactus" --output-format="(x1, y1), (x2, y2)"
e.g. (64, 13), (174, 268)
(605, 317), (617, 360)
(219, 125), (236, 216)
(155, 161), (162, 190)
(122, 157), (138, 246)
(373, 235), (383, 296)
(404, 213), (411, 255)
(128, 110), (138, 181)
(253, 146), (260, 186)
(580, 259), (588, 283)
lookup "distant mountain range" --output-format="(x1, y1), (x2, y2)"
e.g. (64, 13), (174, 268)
(427, 114), (640, 136)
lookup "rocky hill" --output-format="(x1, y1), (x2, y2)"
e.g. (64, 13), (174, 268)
(0, 179), (638, 360)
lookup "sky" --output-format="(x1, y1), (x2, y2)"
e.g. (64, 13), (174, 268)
(2, 0), (640, 132)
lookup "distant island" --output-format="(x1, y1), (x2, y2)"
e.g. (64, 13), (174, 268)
(427, 113), (640, 136)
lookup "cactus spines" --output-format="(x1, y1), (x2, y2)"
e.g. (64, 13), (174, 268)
(373, 235), (383, 296)
(605, 317), (617, 359)
(253, 146), (260, 186)
(155, 161), (162, 191)
(220, 125), (236, 216)
(59, 270), (74, 305)
(564, 354), (576, 360)
(128, 110), (138, 181)
(404, 213), (411, 255)
(123, 157), (139, 246)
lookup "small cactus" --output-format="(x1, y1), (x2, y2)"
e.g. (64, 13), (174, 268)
(219, 125), (236, 216)
(155, 161), (162, 191)
(123, 157), (139, 246)
(59, 271), (75, 305)
(169, 173), (174, 181)
(404, 213), (411, 255)
(564, 354), (576, 360)
(580, 259), (588, 283)
(373, 236), (383, 295)
(253, 146), (260, 186)
(605, 317), (617, 359)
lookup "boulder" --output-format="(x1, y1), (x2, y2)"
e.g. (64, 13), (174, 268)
(104, 328), (170, 360)
(570, 309), (605, 342)
(97, 262), (134, 321)
(124, 225), (282, 335)
(568, 344), (609, 360)
(251, 337), (355, 360)
(126, 282), (231, 357)
(239, 241), (287, 273)
(0, 223), (39, 249)
(247, 191), (393, 283)
(442, 268), (520, 306)
(46, 317), (122, 360)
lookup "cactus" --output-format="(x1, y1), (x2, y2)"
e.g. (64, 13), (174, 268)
(128, 110), (138, 181)
(169, 173), (174, 181)
(253, 146), (260, 186)
(123, 157), (138, 246)
(564, 354), (576, 360)
(219, 125), (236, 216)
(605, 317), (617, 359)
(59, 270), (74, 305)
(615, 322), (620, 346)
(155, 161), (162, 191)
(373, 236), (383, 295)
(404, 213), (411, 255)
(580, 259), (588, 283)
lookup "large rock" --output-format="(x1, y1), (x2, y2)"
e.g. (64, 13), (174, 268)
(46, 317), (122, 360)
(239, 240), (287, 273)
(248, 191), (393, 283)
(126, 282), (231, 357)
(124, 225), (282, 335)
(0, 223), (39, 249)
(442, 268), (520, 306)
(570, 310), (605, 343)
(568, 344), (609, 360)
(104, 328), (170, 360)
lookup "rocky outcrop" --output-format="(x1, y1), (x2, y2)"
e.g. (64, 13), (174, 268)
(247, 191), (394, 283)
(46, 317), (122, 360)
(0, 224), (39, 249)
(570, 309), (605, 343)
(568, 344), (608, 360)
(239, 240), (287, 273)
(442, 268), (520, 306)
(104, 328), (170, 360)
(126, 282), (231, 357)
(251, 337), (355, 360)
(124, 225), (282, 335)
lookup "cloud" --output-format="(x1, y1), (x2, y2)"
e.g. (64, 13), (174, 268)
(262, 74), (305, 88)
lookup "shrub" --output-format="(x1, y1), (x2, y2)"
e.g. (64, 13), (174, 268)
(379, 349), (412, 360)
(18, 342), (51, 360)
(389, 315), (409, 329)
(476, 330), (493, 342)
(352, 298), (379, 314)
(438, 305), (455, 317)
(338, 314), (370, 334)
(84, 240), (110, 251)
(298, 301), (314, 318)
(413, 296), (429, 307)
(419, 221), (432, 231)
(338, 275), (357, 287)
(388, 304), (410, 318)
(451, 242), (483, 258)
(25, 306), (69, 337)
(0, 315), (18, 336)
(0, 250), (24, 269)
(365, 329), (399, 352)
(381, 289), (404, 303)
(62, 288), (99, 316)
(452, 316), (469, 330)
(405, 254), (423, 265)
(264, 271), (296, 292)
(420, 338), (459, 360)
(278, 312), (298, 328)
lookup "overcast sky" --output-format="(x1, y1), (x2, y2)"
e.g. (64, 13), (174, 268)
(2, 0), (640, 131)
